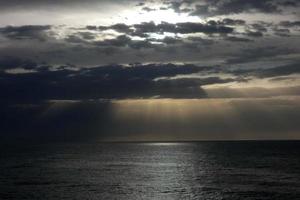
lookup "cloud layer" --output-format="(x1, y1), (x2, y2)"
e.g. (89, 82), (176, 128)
(0, 0), (299, 141)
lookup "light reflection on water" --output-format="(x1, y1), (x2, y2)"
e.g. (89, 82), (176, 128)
(141, 142), (187, 146)
(0, 141), (300, 199)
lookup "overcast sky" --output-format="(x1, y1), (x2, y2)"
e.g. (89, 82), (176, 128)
(0, 0), (300, 141)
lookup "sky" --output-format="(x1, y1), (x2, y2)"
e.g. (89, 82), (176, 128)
(0, 0), (300, 142)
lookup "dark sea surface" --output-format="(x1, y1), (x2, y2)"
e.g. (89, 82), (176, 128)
(0, 141), (300, 200)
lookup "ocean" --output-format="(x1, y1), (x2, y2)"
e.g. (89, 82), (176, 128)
(0, 141), (300, 199)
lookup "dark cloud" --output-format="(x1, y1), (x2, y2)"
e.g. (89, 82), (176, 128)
(2, 58), (298, 104)
(96, 21), (234, 36)
(273, 28), (291, 37)
(92, 35), (154, 49)
(77, 32), (96, 40)
(229, 63), (300, 78)
(86, 25), (98, 30)
(189, 4), (210, 16)
(0, 22), (297, 68)
(0, 0), (130, 10)
(165, 1), (195, 13)
(129, 40), (153, 49)
(155, 77), (239, 89)
(175, 22), (234, 34)
(224, 36), (253, 42)
(186, 36), (214, 44)
(250, 23), (269, 32)
(206, 19), (246, 26)
(279, 21), (300, 27)
(168, 1), (182, 13)
(0, 25), (52, 41)
(158, 36), (183, 44)
(245, 30), (264, 37)
(0, 57), (38, 70)
(142, 7), (156, 12)
(108, 23), (133, 34)
(0, 63), (224, 102)
(226, 46), (295, 64)
(136, 2), (145, 6)
(189, 0), (294, 17)
(160, 7), (168, 10)
(94, 35), (132, 47)
(257, 63), (300, 78)
(220, 18), (246, 26)
(65, 35), (89, 44)
(65, 31), (96, 44)
(279, 0), (299, 6)
(133, 21), (163, 36)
